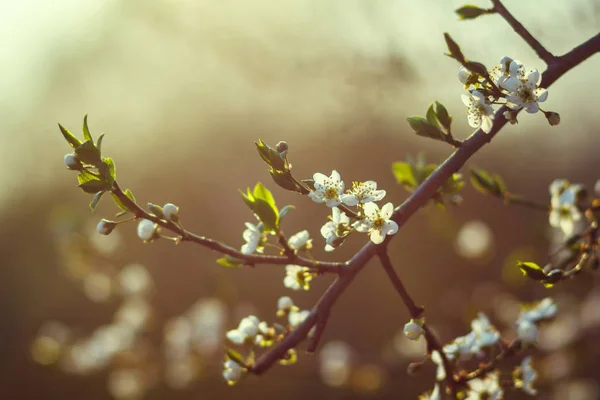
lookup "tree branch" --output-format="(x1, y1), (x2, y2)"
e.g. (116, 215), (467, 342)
(110, 181), (345, 274)
(491, 0), (556, 64)
(377, 248), (423, 319)
(248, 31), (600, 375)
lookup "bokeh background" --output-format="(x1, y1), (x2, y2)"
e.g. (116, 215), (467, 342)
(1, 0), (600, 399)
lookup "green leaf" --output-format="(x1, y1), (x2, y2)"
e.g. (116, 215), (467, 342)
(58, 123), (82, 149)
(443, 32), (465, 63)
(217, 256), (244, 268)
(253, 182), (277, 209)
(425, 104), (440, 128)
(96, 134), (105, 152)
(464, 61), (488, 77)
(226, 349), (246, 366)
(90, 191), (105, 211)
(470, 168), (506, 196)
(255, 139), (285, 171)
(148, 203), (165, 219)
(102, 157), (116, 185)
(79, 180), (110, 194)
(240, 188), (255, 209)
(253, 198), (279, 232)
(392, 162), (417, 189)
(456, 5), (489, 20)
(112, 189), (136, 213)
(517, 261), (547, 281)
(77, 170), (99, 185)
(434, 101), (452, 131)
(75, 140), (102, 166)
(279, 205), (295, 220)
(82, 115), (93, 143)
(270, 170), (301, 192)
(407, 116), (447, 142)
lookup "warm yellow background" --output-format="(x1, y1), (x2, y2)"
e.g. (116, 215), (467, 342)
(1, 0), (599, 399)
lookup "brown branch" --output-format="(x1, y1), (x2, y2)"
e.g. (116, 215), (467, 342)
(377, 248), (423, 319)
(248, 31), (600, 375)
(491, 0), (556, 64)
(110, 181), (344, 274)
(457, 339), (521, 382)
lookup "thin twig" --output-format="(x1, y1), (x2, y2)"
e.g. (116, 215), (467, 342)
(377, 248), (424, 319)
(491, 0), (556, 64)
(110, 181), (344, 274)
(505, 194), (549, 212)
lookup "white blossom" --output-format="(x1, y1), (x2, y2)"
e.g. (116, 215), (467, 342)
(549, 182), (585, 237)
(443, 332), (478, 361)
(353, 202), (398, 244)
(321, 207), (350, 251)
(277, 296), (295, 313)
(419, 383), (441, 400)
(137, 219), (157, 241)
(505, 69), (548, 114)
(223, 359), (244, 384)
(461, 90), (494, 133)
(431, 351), (446, 381)
(470, 313), (500, 351)
(241, 222), (262, 255)
(403, 319), (424, 341)
(514, 356), (538, 395)
(517, 298), (557, 324)
(289, 309), (310, 328)
(308, 170), (345, 207)
(283, 265), (312, 291)
(287, 230), (312, 251)
(517, 320), (538, 344)
(465, 371), (503, 400)
(340, 181), (386, 206)
(491, 57), (524, 89)
(226, 315), (260, 345)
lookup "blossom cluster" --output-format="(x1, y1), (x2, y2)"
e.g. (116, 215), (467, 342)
(223, 296), (311, 385)
(458, 57), (552, 133)
(310, 171), (397, 247)
(417, 298), (557, 399)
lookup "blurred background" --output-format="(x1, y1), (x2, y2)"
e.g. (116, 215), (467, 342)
(1, 0), (599, 399)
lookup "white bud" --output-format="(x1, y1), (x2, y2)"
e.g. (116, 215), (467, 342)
(97, 219), (117, 235)
(137, 219), (157, 241)
(238, 317), (259, 337)
(223, 360), (243, 383)
(162, 203), (180, 222)
(403, 319), (424, 341)
(225, 329), (246, 345)
(277, 296), (294, 312)
(64, 153), (82, 170)
(517, 320), (538, 344)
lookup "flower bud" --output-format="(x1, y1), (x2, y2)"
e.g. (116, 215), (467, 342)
(64, 153), (83, 170)
(162, 203), (180, 222)
(276, 141), (288, 154)
(407, 361), (424, 376)
(97, 219), (117, 235)
(403, 319), (424, 341)
(503, 110), (518, 125)
(544, 111), (560, 126)
(223, 360), (243, 383)
(137, 219), (157, 241)
(277, 296), (294, 312)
